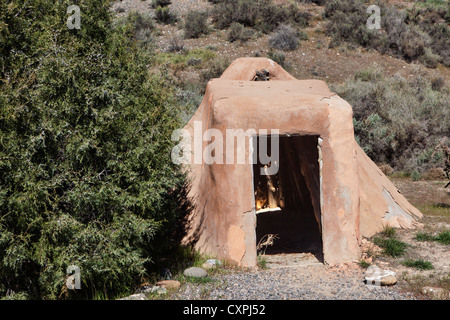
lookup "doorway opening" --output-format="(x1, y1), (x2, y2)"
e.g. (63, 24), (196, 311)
(253, 135), (323, 261)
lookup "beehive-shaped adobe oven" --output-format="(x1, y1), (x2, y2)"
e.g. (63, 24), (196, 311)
(178, 58), (422, 267)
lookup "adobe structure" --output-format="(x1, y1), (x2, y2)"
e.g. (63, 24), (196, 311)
(179, 57), (422, 267)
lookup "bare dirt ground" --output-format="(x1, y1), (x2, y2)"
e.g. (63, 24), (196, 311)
(384, 178), (450, 299)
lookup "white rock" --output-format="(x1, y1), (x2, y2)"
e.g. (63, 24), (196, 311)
(183, 267), (208, 278)
(206, 259), (222, 267)
(364, 265), (397, 286)
(202, 262), (215, 270)
(117, 293), (147, 300)
(150, 286), (167, 295)
(422, 286), (448, 299)
(156, 280), (181, 290)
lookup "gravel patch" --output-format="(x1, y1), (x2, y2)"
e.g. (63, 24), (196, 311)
(172, 261), (417, 300)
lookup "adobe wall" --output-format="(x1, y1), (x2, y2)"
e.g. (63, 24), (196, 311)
(180, 57), (422, 267)
(357, 144), (422, 237)
(181, 75), (361, 266)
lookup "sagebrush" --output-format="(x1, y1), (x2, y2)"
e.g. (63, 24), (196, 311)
(269, 25), (300, 51)
(332, 67), (449, 173)
(324, 0), (450, 67)
(183, 10), (209, 39)
(210, 0), (310, 33)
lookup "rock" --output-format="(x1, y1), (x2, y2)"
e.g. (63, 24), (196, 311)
(183, 267), (208, 278)
(161, 268), (172, 280)
(150, 286), (167, 295)
(364, 265), (397, 286)
(156, 280), (181, 290)
(137, 285), (154, 294)
(422, 286), (448, 299)
(361, 238), (382, 256)
(202, 262), (215, 270)
(117, 293), (147, 300)
(380, 275), (398, 286)
(206, 259), (222, 266)
(202, 259), (222, 270)
(137, 284), (170, 295)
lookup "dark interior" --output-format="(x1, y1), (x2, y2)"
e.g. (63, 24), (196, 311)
(253, 135), (323, 259)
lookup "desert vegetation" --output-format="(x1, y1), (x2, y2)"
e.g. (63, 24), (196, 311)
(0, 0), (190, 300)
(209, 0), (310, 33)
(332, 67), (449, 174)
(269, 24), (306, 51)
(324, 0), (450, 67)
(182, 10), (209, 38)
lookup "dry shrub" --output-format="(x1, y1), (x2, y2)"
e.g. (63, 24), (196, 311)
(166, 35), (184, 52)
(183, 10), (209, 39)
(333, 67), (449, 173)
(268, 50), (289, 69)
(257, 234), (279, 254)
(154, 6), (177, 25)
(227, 22), (253, 43)
(200, 56), (230, 85)
(378, 163), (394, 176)
(422, 168), (446, 180)
(269, 24), (299, 51)
(324, 0), (449, 67)
(152, 0), (171, 8)
(211, 0), (310, 33)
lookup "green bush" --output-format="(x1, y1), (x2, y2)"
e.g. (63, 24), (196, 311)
(128, 11), (155, 32)
(402, 259), (434, 270)
(414, 232), (436, 242)
(200, 56), (231, 86)
(254, 1), (295, 34)
(0, 0), (188, 299)
(126, 11), (156, 48)
(166, 35), (185, 52)
(418, 16), (450, 67)
(324, 0), (378, 48)
(435, 231), (450, 245)
(411, 170), (422, 181)
(268, 51), (288, 69)
(211, 0), (259, 30)
(373, 238), (408, 257)
(152, 0), (172, 8)
(380, 224), (396, 238)
(154, 6), (177, 25)
(415, 231), (450, 245)
(227, 22), (253, 43)
(183, 10), (209, 39)
(285, 3), (311, 28)
(419, 48), (440, 69)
